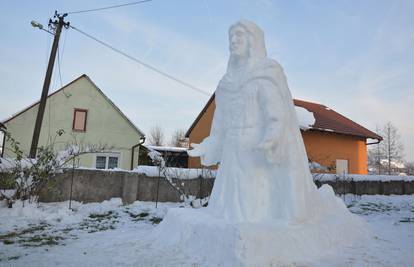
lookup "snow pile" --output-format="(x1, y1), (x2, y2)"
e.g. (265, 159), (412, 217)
(0, 198), (123, 232)
(1, 196), (413, 266)
(295, 106), (315, 130)
(0, 157), (34, 170)
(314, 173), (414, 182)
(148, 186), (368, 266)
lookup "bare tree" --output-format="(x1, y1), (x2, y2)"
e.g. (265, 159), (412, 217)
(169, 129), (188, 148)
(370, 122), (404, 175)
(404, 162), (414, 175)
(148, 125), (165, 146)
(368, 126), (385, 174)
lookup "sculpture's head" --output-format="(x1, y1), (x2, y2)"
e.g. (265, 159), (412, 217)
(228, 20), (267, 65)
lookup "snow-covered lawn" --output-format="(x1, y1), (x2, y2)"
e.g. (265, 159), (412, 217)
(0, 195), (413, 267)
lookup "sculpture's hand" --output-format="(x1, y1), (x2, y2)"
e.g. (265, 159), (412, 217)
(187, 143), (205, 157)
(257, 138), (276, 151)
(257, 136), (279, 162)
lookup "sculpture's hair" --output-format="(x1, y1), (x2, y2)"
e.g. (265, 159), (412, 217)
(227, 19), (267, 72)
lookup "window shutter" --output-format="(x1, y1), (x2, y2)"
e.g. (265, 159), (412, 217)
(73, 109), (88, 131)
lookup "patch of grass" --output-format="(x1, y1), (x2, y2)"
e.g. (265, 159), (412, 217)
(399, 217), (414, 223)
(346, 203), (355, 208)
(62, 227), (73, 234)
(0, 222), (66, 248)
(128, 211), (149, 220)
(89, 211), (114, 219)
(20, 223), (51, 235)
(19, 235), (64, 247)
(350, 202), (400, 215)
(24, 235), (44, 243)
(3, 240), (14, 245)
(79, 210), (120, 233)
(40, 239), (59, 246)
(0, 224), (51, 243)
(149, 217), (162, 225)
(0, 232), (18, 240)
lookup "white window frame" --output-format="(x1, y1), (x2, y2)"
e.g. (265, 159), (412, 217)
(95, 152), (121, 170)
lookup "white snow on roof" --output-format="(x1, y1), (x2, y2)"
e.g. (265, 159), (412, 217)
(146, 145), (188, 152)
(313, 173), (414, 182)
(295, 106), (315, 130)
(134, 165), (215, 179)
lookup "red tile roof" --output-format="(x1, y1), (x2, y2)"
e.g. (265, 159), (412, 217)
(186, 94), (382, 141)
(293, 99), (382, 140)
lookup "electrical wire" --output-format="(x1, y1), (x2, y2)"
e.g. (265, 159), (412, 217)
(67, 0), (152, 15)
(59, 29), (71, 97)
(45, 30), (51, 71)
(61, 28), (69, 69)
(70, 24), (211, 96)
(57, 45), (63, 88)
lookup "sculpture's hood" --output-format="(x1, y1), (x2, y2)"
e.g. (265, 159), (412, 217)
(243, 58), (285, 86)
(222, 19), (286, 92)
(229, 19), (267, 60)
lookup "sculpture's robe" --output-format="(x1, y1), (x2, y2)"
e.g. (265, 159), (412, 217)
(200, 59), (320, 222)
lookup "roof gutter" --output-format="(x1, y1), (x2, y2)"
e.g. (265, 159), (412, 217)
(366, 139), (381, 145)
(131, 136), (146, 170)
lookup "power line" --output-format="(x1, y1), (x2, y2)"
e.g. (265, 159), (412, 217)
(57, 44), (63, 88)
(69, 24), (211, 96)
(67, 0), (152, 15)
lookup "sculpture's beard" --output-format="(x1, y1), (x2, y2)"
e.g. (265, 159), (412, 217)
(227, 52), (250, 78)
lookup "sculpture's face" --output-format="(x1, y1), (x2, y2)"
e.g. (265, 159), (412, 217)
(229, 25), (249, 58)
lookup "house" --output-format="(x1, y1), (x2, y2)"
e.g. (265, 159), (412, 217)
(1, 74), (145, 170)
(139, 145), (188, 168)
(185, 94), (382, 175)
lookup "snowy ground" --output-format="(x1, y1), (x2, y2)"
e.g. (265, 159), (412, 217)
(0, 195), (413, 267)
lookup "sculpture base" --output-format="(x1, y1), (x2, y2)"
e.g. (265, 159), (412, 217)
(149, 206), (368, 266)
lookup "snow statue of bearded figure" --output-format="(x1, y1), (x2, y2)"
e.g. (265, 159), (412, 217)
(188, 20), (346, 222)
(149, 20), (368, 266)
(188, 19), (329, 222)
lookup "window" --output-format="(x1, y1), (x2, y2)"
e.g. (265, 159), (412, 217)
(96, 156), (107, 169)
(73, 109), (88, 132)
(108, 157), (118, 169)
(95, 153), (120, 169)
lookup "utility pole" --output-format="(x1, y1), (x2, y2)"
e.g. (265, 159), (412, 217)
(29, 12), (70, 158)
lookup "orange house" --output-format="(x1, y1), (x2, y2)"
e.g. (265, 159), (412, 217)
(186, 94), (382, 175)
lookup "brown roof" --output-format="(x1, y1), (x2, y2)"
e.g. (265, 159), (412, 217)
(293, 99), (382, 140)
(186, 94), (382, 141)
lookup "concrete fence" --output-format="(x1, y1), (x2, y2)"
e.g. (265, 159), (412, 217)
(38, 169), (214, 204)
(314, 180), (414, 195)
(1, 169), (413, 204)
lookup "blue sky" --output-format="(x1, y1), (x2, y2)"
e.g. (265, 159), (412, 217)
(0, 0), (413, 162)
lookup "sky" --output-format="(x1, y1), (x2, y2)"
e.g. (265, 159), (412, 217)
(0, 0), (413, 162)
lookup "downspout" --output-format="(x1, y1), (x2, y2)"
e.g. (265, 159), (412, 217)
(366, 138), (382, 175)
(0, 123), (6, 158)
(131, 136), (146, 170)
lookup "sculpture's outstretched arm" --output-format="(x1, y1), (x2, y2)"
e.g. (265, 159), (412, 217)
(188, 98), (224, 166)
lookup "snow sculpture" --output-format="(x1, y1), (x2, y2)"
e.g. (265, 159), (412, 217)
(188, 20), (321, 222)
(149, 20), (367, 266)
